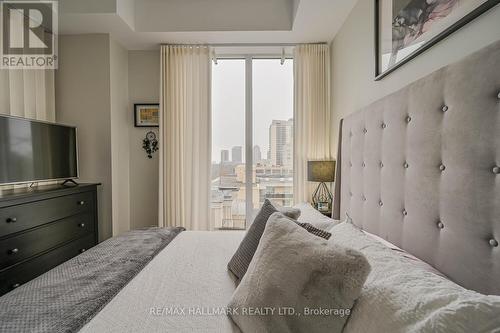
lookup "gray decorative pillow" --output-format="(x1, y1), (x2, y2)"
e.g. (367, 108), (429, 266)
(276, 206), (301, 220)
(227, 200), (305, 280)
(227, 199), (281, 280)
(296, 222), (331, 240)
(295, 202), (338, 231)
(228, 212), (371, 333)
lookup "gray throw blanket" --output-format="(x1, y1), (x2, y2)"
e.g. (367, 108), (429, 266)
(0, 226), (184, 333)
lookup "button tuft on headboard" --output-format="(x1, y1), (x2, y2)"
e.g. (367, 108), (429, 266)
(489, 239), (498, 247)
(406, 116), (412, 123)
(493, 166), (500, 174)
(442, 105), (449, 112)
(403, 162), (409, 169)
(437, 221), (444, 229)
(439, 164), (446, 172)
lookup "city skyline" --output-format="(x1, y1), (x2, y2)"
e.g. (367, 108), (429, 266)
(212, 117), (293, 166)
(212, 59), (293, 164)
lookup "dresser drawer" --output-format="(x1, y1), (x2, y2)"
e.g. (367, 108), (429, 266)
(0, 213), (94, 270)
(0, 233), (96, 296)
(0, 191), (94, 238)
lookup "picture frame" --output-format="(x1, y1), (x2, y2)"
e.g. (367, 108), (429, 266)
(375, 0), (499, 80)
(134, 104), (159, 127)
(317, 202), (330, 212)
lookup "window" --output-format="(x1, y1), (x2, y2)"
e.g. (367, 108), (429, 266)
(211, 59), (246, 230)
(252, 59), (294, 214)
(211, 56), (294, 230)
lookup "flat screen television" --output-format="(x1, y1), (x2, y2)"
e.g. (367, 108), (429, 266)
(0, 115), (78, 185)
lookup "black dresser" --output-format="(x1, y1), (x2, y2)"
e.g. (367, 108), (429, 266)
(0, 183), (99, 296)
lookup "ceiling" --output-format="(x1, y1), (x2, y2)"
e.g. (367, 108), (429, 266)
(58, 0), (356, 50)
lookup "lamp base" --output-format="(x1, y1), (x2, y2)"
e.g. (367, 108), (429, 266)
(312, 182), (332, 212)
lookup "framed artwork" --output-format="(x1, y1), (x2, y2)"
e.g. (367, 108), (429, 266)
(375, 0), (499, 80)
(134, 104), (159, 127)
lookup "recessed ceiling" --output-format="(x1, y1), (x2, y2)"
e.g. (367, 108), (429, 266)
(58, 0), (356, 50)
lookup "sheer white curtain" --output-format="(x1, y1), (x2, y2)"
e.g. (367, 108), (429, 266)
(0, 69), (55, 121)
(293, 44), (333, 204)
(158, 45), (212, 230)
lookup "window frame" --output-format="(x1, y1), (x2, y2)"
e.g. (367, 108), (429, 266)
(212, 54), (294, 226)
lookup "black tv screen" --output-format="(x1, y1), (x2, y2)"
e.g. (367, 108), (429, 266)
(0, 115), (78, 185)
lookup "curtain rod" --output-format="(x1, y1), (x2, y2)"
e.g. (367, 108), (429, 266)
(159, 42), (327, 47)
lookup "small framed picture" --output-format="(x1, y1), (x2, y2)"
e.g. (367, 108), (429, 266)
(134, 104), (159, 127)
(317, 202), (330, 212)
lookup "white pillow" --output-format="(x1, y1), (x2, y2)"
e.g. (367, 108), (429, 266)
(294, 202), (338, 231)
(228, 213), (371, 333)
(330, 222), (500, 333)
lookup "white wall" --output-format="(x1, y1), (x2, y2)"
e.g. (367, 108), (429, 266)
(56, 38), (158, 238)
(57, 34), (132, 240)
(331, 0), (500, 151)
(128, 50), (160, 229)
(56, 34), (113, 241)
(110, 38), (131, 235)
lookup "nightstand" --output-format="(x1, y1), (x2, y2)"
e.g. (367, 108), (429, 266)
(319, 210), (332, 217)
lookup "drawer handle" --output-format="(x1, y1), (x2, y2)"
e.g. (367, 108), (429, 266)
(12, 283), (20, 289)
(9, 248), (19, 255)
(78, 223), (85, 228)
(79, 248), (86, 253)
(77, 201), (85, 206)
(6, 217), (17, 223)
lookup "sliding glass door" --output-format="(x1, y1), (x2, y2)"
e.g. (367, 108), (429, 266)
(211, 57), (293, 230)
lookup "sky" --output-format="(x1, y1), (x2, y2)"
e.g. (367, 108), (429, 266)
(211, 59), (293, 163)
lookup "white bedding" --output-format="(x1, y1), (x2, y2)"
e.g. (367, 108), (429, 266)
(80, 231), (244, 333)
(81, 216), (500, 333)
(332, 222), (500, 333)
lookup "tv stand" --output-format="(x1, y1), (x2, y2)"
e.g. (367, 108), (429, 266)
(61, 179), (79, 187)
(0, 183), (100, 296)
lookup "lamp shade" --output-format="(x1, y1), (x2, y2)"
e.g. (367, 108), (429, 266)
(307, 160), (336, 182)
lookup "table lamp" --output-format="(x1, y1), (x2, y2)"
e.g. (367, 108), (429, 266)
(307, 160), (336, 212)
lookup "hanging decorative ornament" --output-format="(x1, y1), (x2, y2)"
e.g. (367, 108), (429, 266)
(143, 131), (158, 159)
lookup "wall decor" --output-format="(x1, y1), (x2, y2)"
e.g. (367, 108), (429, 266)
(375, 0), (499, 80)
(134, 104), (159, 127)
(143, 131), (159, 159)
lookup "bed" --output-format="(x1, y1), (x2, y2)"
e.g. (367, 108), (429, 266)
(1, 40), (499, 333)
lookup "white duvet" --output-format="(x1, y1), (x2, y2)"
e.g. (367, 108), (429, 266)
(331, 222), (500, 333)
(81, 217), (500, 333)
(80, 231), (244, 333)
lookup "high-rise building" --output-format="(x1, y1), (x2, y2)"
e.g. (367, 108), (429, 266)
(232, 146), (242, 163)
(221, 150), (229, 163)
(253, 145), (262, 164)
(269, 119), (293, 167)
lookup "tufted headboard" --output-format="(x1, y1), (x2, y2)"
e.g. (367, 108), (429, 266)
(333, 40), (500, 295)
